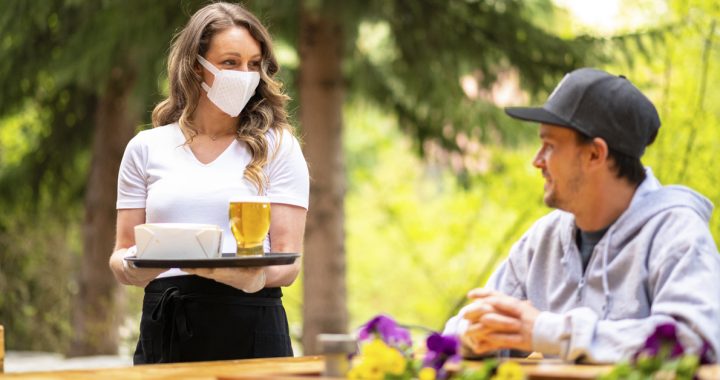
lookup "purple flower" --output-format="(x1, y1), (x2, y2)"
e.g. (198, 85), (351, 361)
(423, 333), (460, 374)
(655, 323), (677, 339)
(634, 322), (685, 362)
(699, 340), (713, 365)
(357, 314), (412, 347)
(426, 333), (460, 357)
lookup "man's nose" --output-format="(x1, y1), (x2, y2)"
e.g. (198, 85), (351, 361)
(532, 149), (544, 168)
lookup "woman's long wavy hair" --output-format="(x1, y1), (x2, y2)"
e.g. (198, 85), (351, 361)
(152, 2), (292, 194)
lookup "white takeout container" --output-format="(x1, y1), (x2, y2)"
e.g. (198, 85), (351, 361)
(134, 223), (223, 259)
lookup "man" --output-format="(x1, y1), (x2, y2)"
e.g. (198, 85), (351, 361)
(444, 68), (720, 363)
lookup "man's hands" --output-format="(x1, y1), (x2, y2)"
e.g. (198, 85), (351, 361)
(460, 288), (540, 355)
(185, 267), (266, 293)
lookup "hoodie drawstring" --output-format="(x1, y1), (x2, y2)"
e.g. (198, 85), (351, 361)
(600, 229), (613, 319)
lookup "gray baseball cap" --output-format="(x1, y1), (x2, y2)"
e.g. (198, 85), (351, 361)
(505, 68), (660, 158)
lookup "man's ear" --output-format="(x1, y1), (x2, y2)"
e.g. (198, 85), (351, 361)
(588, 137), (610, 167)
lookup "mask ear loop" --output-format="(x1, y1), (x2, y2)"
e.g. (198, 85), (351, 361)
(197, 55), (219, 75)
(196, 55), (219, 92)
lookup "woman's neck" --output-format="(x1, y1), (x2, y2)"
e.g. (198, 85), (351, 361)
(192, 99), (238, 139)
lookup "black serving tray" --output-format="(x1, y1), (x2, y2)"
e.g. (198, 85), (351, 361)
(125, 253), (300, 268)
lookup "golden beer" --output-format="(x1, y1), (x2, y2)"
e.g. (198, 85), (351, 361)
(229, 196), (270, 256)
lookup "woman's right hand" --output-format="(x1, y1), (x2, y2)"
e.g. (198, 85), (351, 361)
(110, 246), (165, 287)
(110, 209), (161, 287)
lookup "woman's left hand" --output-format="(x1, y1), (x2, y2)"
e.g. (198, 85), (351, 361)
(185, 267), (266, 293)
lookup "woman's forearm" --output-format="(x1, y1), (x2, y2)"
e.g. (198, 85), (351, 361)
(264, 261), (301, 287)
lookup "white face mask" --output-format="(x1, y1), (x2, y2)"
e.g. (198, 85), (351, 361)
(197, 55), (261, 117)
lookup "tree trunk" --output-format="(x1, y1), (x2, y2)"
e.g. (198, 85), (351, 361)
(70, 66), (137, 356)
(299, 4), (348, 355)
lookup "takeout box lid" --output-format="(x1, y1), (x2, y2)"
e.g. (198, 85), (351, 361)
(134, 223), (222, 259)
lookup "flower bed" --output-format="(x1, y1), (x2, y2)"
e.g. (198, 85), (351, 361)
(348, 314), (522, 380)
(348, 315), (708, 380)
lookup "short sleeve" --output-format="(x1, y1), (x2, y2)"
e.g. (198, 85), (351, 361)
(116, 134), (148, 209)
(264, 130), (309, 209)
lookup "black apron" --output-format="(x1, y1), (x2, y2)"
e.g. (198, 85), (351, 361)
(133, 275), (293, 364)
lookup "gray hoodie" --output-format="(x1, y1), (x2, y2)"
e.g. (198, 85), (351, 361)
(444, 169), (720, 363)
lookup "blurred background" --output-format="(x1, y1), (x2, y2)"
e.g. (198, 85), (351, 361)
(1, 0), (718, 366)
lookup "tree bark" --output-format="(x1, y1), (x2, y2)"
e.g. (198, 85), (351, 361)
(70, 66), (137, 355)
(299, 4), (348, 355)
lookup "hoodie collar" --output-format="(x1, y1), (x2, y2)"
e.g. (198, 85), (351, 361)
(556, 168), (714, 319)
(559, 167), (712, 253)
(609, 167), (713, 250)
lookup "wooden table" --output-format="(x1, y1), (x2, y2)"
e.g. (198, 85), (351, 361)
(0, 355), (717, 379)
(0, 356), (324, 380)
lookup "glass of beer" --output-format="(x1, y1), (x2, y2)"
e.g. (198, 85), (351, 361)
(229, 196), (270, 256)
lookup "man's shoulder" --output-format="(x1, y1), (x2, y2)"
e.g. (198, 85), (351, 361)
(622, 185), (714, 243)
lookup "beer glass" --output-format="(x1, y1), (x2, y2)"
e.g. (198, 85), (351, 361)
(229, 196), (270, 256)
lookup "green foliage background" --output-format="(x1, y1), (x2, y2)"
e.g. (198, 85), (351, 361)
(281, 0), (720, 345)
(1, 0), (719, 355)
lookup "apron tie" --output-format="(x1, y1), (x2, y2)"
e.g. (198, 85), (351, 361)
(150, 286), (194, 362)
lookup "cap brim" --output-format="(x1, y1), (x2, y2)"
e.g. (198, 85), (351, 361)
(505, 107), (572, 128)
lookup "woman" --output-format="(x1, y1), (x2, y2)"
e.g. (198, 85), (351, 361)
(108, 2), (308, 364)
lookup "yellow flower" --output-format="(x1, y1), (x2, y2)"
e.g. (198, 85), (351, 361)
(347, 366), (362, 379)
(348, 361), (384, 380)
(384, 346), (407, 375)
(359, 338), (407, 375)
(491, 361), (525, 380)
(349, 338), (409, 378)
(363, 338), (389, 357)
(418, 367), (437, 380)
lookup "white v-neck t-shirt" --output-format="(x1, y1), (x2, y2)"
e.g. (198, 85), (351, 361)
(116, 123), (309, 276)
